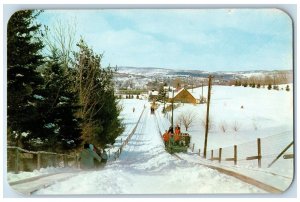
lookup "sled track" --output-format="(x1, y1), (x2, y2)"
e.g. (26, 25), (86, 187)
(153, 109), (283, 194)
(8, 171), (82, 195)
(172, 153), (283, 193)
(121, 109), (149, 163)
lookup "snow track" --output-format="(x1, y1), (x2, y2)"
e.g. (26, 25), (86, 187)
(9, 171), (81, 195)
(10, 106), (272, 195)
(31, 107), (266, 194)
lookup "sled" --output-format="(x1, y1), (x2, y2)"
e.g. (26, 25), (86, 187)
(165, 133), (191, 154)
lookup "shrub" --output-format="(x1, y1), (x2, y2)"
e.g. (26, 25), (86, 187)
(232, 121), (241, 132)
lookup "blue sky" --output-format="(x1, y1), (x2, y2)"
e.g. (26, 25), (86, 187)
(38, 9), (293, 71)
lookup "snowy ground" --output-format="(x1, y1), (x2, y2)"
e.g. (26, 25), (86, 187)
(33, 108), (264, 194)
(7, 85), (294, 195)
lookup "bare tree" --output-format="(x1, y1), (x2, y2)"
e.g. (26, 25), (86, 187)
(219, 121), (228, 133)
(177, 111), (198, 131)
(43, 17), (77, 68)
(232, 121), (241, 132)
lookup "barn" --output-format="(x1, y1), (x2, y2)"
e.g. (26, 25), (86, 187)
(168, 88), (198, 104)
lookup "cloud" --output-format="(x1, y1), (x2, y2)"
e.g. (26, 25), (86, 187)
(38, 9), (293, 71)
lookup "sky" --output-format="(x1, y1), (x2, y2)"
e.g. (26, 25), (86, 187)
(37, 9), (293, 71)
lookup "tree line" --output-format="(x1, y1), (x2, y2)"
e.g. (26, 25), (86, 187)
(7, 10), (124, 152)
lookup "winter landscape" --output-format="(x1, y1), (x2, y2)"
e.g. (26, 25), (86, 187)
(5, 8), (295, 197)
(7, 83), (294, 195)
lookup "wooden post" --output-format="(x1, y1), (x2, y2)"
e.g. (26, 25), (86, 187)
(37, 152), (41, 170)
(234, 145), (237, 165)
(55, 155), (58, 167)
(198, 149), (201, 156)
(257, 138), (261, 168)
(283, 154), (294, 159)
(268, 141), (293, 168)
(63, 155), (67, 167)
(192, 144), (195, 152)
(15, 148), (19, 174)
(203, 75), (212, 158)
(75, 154), (78, 168)
(211, 150), (213, 161)
(219, 148), (222, 163)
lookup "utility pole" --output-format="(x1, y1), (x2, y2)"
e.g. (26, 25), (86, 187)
(163, 89), (166, 113)
(171, 89), (174, 130)
(203, 75), (213, 158)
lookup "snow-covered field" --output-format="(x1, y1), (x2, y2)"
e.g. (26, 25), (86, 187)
(7, 85), (294, 195)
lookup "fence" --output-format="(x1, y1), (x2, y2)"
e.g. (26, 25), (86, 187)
(7, 107), (146, 173)
(111, 107), (146, 160)
(7, 146), (78, 174)
(189, 131), (294, 169)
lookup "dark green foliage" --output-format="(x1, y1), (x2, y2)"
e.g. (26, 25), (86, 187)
(257, 84), (261, 88)
(268, 84), (272, 90)
(74, 39), (124, 147)
(157, 85), (167, 102)
(35, 50), (82, 151)
(7, 10), (45, 148)
(234, 80), (241, 86)
(243, 82), (248, 87)
(286, 85), (290, 91)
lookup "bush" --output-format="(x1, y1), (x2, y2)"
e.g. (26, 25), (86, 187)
(232, 121), (241, 132)
(219, 121), (228, 133)
(268, 84), (272, 90)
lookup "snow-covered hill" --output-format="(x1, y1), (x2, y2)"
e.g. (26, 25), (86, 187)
(7, 84), (294, 195)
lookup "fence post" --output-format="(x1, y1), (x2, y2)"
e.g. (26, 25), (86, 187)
(198, 149), (201, 156)
(37, 152), (41, 170)
(257, 138), (261, 168)
(211, 150), (213, 161)
(63, 155), (67, 167)
(14, 148), (19, 174)
(54, 154), (58, 167)
(75, 154), (78, 168)
(192, 144), (195, 152)
(219, 148), (222, 163)
(234, 145), (237, 165)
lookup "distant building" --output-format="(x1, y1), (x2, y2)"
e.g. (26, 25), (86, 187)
(168, 88), (198, 104)
(148, 89), (159, 101)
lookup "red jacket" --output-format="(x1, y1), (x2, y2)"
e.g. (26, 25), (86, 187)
(163, 132), (170, 142)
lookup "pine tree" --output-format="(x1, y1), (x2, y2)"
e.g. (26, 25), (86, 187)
(286, 85), (290, 91)
(34, 49), (82, 151)
(74, 39), (124, 146)
(157, 85), (166, 102)
(7, 10), (45, 148)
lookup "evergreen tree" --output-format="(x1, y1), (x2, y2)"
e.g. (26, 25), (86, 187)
(7, 10), (45, 148)
(34, 49), (82, 151)
(157, 85), (166, 102)
(286, 85), (290, 91)
(268, 84), (272, 90)
(243, 82), (248, 87)
(74, 39), (124, 146)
